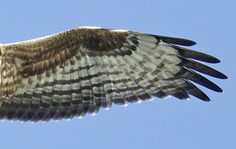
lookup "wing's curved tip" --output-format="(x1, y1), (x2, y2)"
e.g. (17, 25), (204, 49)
(219, 73), (228, 79)
(185, 40), (197, 46)
(155, 35), (197, 46)
(199, 95), (211, 102)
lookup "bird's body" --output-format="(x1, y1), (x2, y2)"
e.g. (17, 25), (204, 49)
(0, 26), (227, 121)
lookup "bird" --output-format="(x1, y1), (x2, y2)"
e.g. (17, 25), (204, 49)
(0, 26), (227, 122)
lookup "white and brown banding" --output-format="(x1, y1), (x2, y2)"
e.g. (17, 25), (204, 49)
(0, 44), (2, 104)
(0, 27), (227, 121)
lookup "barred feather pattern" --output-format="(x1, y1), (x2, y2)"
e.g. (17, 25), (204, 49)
(0, 27), (227, 121)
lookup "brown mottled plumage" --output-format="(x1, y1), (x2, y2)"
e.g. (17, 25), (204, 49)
(0, 26), (227, 121)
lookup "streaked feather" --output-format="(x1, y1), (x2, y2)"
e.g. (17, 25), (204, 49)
(0, 26), (227, 121)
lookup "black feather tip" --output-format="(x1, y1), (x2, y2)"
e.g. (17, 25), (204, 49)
(155, 35), (197, 46)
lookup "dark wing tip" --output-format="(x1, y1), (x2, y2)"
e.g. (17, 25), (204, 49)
(190, 89), (211, 102)
(218, 72), (228, 79)
(171, 45), (221, 64)
(186, 82), (211, 102)
(178, 56), (228, 79)
(178, 68), (224, 93)
(200, 94), (211, 102)
(214, 86), (224, 93)
(155, 35), (197, 46)
(207, 56), (221, 63)
(194, 91), (211, 102)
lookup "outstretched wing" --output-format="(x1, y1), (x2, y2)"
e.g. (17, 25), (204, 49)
(0, 26), (227, 121)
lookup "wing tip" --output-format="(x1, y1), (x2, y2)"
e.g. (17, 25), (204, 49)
(186, 82), (211, 102)
(156, 35), (197, 46)
(178, 56), (228, 79)
(184, 40), (197, 46)
(208, 56), (221, 64)
(199, 94), (211, 102)
(218, 73), (228, 79)
(215, 86), (224, 93)
(171, 45), (222, 64)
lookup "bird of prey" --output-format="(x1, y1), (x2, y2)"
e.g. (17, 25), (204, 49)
(0, 26), (227, 121)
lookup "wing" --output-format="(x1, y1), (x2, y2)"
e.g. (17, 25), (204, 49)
(0, 26), (227, 121)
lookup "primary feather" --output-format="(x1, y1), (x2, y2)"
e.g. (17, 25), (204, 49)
(0, 26), (227, 121)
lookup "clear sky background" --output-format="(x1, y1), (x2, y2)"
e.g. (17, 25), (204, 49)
(0, 0), (235, 149)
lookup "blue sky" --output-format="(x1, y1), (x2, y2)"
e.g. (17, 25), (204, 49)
(0, 0), (235, 149)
